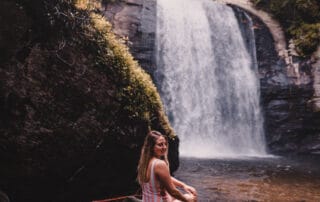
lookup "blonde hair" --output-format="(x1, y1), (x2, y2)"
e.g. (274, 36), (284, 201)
(137, 130), (169, 185)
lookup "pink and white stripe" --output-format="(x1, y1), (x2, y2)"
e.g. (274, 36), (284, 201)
(142, 160), (170, 202)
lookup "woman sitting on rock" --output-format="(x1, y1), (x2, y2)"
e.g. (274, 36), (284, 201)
(137, 130), (197, 202)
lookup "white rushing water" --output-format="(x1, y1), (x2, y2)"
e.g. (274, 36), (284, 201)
(155, 0), (267, 158)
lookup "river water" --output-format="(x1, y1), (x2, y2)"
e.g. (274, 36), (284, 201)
(175, 155), (320, 201)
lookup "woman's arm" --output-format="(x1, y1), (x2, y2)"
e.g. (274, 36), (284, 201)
(155, 161), (193, 202)
(171, 177), (197, 196)
(171, 177), (185, 188)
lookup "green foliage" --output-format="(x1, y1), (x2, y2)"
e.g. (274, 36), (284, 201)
(289, 23), (320, 56)
(252, 0), (320, 56)
(15, 0), (175, 139)
(81, 6), (175, 138)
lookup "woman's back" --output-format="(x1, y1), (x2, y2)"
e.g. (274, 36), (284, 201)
(142, 159), (170, 202)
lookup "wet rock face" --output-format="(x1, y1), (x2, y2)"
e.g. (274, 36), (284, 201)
(234, 7), (320, 155)
(103, 0), (157, 76)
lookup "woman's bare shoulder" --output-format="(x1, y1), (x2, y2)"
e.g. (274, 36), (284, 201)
(154, 159), (171, 180)
(154, 159), (169, 170)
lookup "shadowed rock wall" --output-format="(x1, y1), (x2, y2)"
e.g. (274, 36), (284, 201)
(103, 0), (157, 76)
(233, 6), (320, 154)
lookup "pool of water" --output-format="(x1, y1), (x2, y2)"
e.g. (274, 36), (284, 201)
(174, 155), (320, 201)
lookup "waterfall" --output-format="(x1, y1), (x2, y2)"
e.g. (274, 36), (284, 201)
(155, 0), (267, 157)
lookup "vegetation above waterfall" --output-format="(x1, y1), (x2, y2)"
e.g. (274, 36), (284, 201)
(251, 0), (320, 56)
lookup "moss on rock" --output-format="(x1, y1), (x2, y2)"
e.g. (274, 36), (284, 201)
(0, 0), (176, 201)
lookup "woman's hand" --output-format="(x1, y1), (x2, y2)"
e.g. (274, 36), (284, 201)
(185, 192), (197, 202)
(184, 185), (197, 196)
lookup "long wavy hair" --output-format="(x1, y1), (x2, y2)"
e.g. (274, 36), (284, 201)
(137, 130), (169, 185)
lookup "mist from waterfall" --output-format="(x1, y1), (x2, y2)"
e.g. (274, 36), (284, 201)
(155, 0), (267, 158)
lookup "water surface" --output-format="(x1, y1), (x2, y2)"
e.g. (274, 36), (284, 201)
(175, 155), (320, 201)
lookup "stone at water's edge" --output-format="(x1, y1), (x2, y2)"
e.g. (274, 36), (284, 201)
(104, 0), (320, 155)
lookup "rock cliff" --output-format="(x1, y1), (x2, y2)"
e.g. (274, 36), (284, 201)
(103, 0), (157, 75)
(232, 6), (320, 154)
(104, 0), (320, 155)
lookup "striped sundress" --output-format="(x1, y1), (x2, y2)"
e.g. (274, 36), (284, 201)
(142, 159), (170, 202)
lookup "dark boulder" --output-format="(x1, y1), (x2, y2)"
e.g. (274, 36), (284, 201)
(0, 0), (177, 201)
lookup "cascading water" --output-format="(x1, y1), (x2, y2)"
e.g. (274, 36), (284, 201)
(155, 0), (267, 158)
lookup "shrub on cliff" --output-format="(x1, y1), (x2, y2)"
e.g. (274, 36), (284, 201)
(252, 0), (320, 56)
